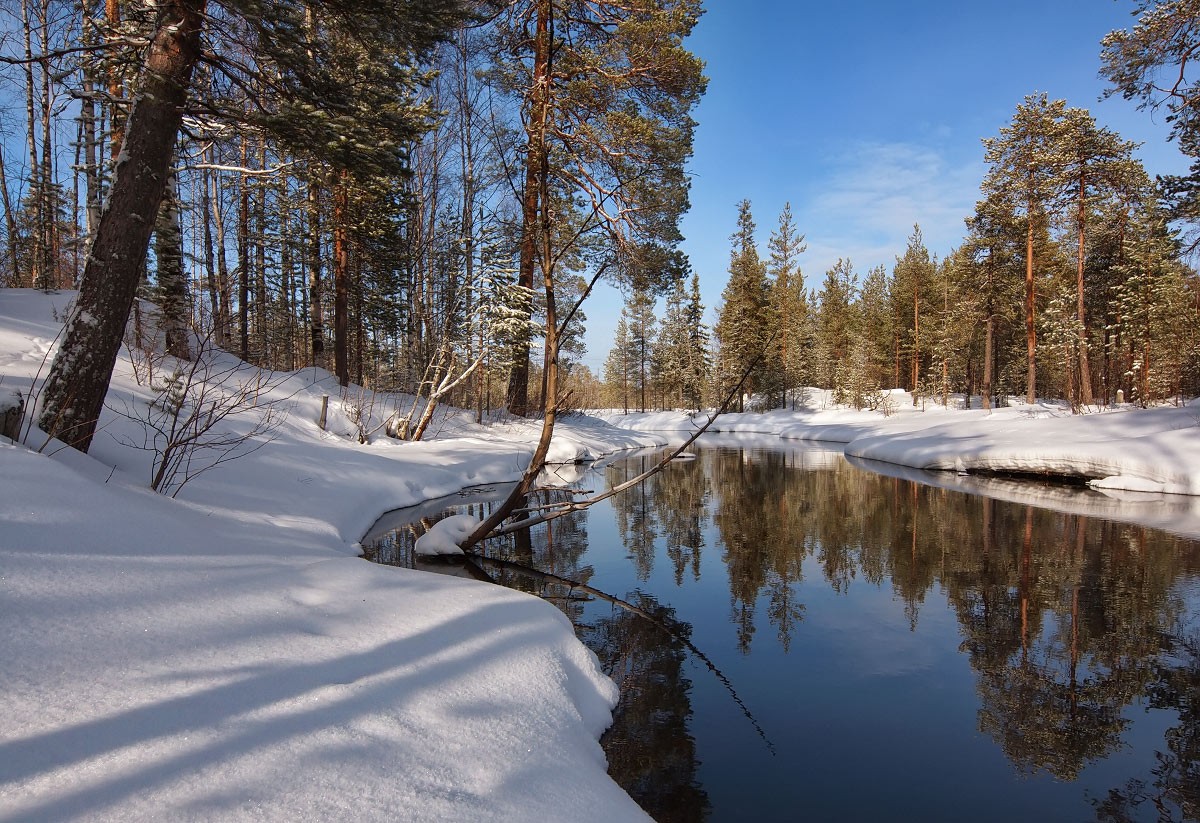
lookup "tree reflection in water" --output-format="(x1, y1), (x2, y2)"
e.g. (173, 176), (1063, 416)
(364, 443), (1200, 821)
(587, 593), (709, 822)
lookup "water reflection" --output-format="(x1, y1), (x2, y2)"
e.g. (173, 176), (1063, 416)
(363, 440), (1200, 822)
(590, 593), (710, 822)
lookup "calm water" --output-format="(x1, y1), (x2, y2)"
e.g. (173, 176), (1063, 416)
(362, 436), (1200, 822)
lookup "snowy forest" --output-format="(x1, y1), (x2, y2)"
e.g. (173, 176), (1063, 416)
(1, 0), (1200, 445)
(608, 99), (1200, 417)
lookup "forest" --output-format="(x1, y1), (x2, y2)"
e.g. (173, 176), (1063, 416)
(0, 0), (1199, 453)
(608, 98), (1200, 416)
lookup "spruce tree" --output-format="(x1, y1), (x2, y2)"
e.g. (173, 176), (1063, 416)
(814, 258), (859, 402)
(714, 200), (772, 412)
(890, 225), (936, 403)
(767, 203), (808, 408)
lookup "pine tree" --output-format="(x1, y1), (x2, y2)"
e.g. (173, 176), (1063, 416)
(981, 93), (1068, 403)
(1110, 214), (1200, 404)
(714, 200), (772, 411)
(494, 0), (707, 416)
(684, 271), (711, 409)
(1053, 107), (1142, 407)
(1102, 0), (1200, 251)
(653, 273), (690, 409)
(624, 285), (658, 412)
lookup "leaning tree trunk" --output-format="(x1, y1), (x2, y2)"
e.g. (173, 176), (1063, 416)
(38, 0), (205, 452)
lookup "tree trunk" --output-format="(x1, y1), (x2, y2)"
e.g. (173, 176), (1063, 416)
(333, 169), (350, 386)
(1025, 217), (1037, 403)
(37, 0), (58, 288)
(254, 144), (268, 364)
(200, 161), (224, 346)
(105, 0), (124, 162)
(506, 0), (551, 417)
(237, 140), (250, 361)
(38, 0), (205, 451)
(22, 0), (40, 289)
(0, 146), (20, 286)
(155, 162), (191, 360)
(983, 311), (994, 411)
(911, 281), (920, 405)
(1075, 174), (1093, 406)
(308, 173), (325, 368)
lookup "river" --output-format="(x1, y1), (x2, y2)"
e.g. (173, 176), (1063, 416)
(362, 435), (1200, 822)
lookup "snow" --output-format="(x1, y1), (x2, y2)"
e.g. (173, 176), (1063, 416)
(601, 388), (1200, 538)
(413, 513), (478, 556)
(0, 290), (659, 822)
(5, 287), (1200, 821)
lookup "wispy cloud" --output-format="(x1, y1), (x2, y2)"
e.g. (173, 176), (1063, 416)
(796, 140), (984, 285)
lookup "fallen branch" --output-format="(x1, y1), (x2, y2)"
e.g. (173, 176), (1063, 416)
(467, 551), (775, 754)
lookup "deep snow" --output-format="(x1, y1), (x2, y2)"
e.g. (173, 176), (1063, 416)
(4, 288), (1200, 821)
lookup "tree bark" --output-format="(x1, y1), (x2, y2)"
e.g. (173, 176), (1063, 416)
(155, 163), (191, 360)
(506, 0), (551, 417)
(38, 0), (205, 451)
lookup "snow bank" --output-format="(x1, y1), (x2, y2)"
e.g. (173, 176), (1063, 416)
(0, 290), (653, 821)
(600, 395), (1200, 500)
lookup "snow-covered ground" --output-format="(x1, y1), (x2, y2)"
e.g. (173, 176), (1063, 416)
(0, 290), (663, 822)
(598, 389), (1200, 539)
(5, 287), (1200, 821)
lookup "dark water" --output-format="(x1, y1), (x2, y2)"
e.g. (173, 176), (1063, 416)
(361, 436), (1200, 823)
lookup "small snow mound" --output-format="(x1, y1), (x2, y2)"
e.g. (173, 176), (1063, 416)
(413, 514), (479, 556)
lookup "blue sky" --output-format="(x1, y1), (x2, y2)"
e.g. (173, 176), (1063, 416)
(577, 0), (1194, 372)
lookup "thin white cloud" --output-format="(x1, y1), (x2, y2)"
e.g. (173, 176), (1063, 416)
(796, 140), (984, 285)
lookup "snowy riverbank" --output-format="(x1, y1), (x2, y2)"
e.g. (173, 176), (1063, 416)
(599, 395), (1200, 539)
(0, 290), (663, 821)
(5, 285), (1200, 820)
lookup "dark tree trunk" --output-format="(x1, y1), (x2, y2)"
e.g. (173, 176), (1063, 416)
(155, 163), (191, 360)
(38, 0), (205, 451)
(308, 174), (325, 367)
(237, 140), (250, 361)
